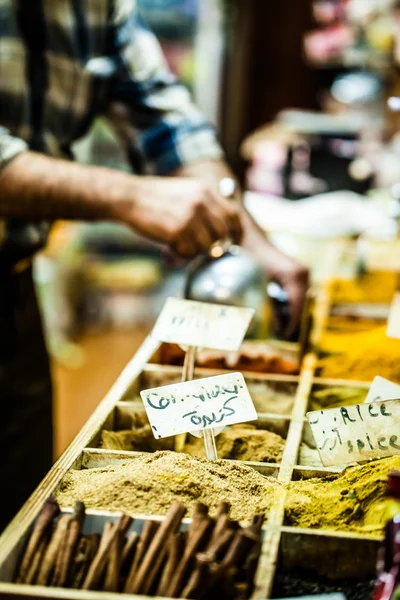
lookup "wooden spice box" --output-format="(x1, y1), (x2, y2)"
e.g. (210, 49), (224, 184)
(0, 337), (382, 600)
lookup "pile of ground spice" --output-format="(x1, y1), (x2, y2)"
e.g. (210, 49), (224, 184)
(55, 451), (282, 521)
(248, 383), (295, 415)
(159, 343), (299, 375)
(100, 423), (286, 464)
(184, 424), (285, 463)
(330, 272), (397, 304)
(286, 456), (400, 535)
(100, 429), (173, 452)
(319, 326), (400, 382)
(309, 386), (368, 411)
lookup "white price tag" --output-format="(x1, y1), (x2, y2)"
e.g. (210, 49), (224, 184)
(364, 376), (400, 404)
(387, 292), (400, 339)
(151, 298), (254, 352)
(140, 372), (257, 439)
(307, 399), (400, 467)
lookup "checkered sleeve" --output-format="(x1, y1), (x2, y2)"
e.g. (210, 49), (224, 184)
(106, 2), (223, 175)
(0, 126), (28, 170)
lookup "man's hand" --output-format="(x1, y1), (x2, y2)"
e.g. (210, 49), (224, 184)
(0, 152), (242, 259)
(267, 252), (310, 339)
(120, 177), (242, 258)
(173, 160), (310, 339)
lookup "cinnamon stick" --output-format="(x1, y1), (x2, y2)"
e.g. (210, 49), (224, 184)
(123, 520), (159, 593)
(120, 532), (139, 576)
(166, 517), (212, 598)
(57, 502), (85, 587)
(156, 532), (185, 597)
(36, 515), (71, 586)
(15, 497), (60, 583)
(131, 501), (186, 595)
(104, 530), (123, 592)
(179, 554), (210, 599)
(82, 514), (132, 590)
(23, 534), (49, 585)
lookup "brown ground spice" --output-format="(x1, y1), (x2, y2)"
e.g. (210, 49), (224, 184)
(286, 456), (400, 535)
(100, 422), (285, 463)
(184, 425), (285, 463)
(55, 451), (282, 521)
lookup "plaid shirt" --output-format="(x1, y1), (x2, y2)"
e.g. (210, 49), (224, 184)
(0, 0), (222, 260)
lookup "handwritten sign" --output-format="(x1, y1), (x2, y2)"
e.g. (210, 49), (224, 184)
(307, 399), (400, 467)
(364, 376), (400, 404)
(151, 298), (254, 352)
(140, 372), (257, 439)
(387, 292), (400, 339)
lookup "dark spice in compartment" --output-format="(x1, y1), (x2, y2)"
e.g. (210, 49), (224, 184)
(272, 569), (374, 600)
(56, 451), (282, 521)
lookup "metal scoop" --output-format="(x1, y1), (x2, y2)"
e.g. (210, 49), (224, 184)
(184, 178), (271, 339)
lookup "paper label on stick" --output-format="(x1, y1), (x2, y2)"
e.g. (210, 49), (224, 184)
(364, 376), (400, 404)
(387, 292), (400, 339)
(140, 372), (257, 439)
(307, 399), (400, 467)
(151, 297), (254, 351)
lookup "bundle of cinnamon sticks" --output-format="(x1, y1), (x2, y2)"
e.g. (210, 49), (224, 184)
(14, 496), (264, 599)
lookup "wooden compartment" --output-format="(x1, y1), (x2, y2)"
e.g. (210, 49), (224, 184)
(0, 511), (271, 600)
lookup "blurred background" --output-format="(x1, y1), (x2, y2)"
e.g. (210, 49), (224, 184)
(41, 0), (400, 456)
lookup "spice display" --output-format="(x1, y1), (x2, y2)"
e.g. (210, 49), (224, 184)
(159, 343), (299, 375)
(14, 498), (264, 599)
(330, 272), (397, 305)
(319, 326), (400, 382)
(286, 456), (400, 535)
(309, 386), (368, 411)
(56, 452), (282, 521)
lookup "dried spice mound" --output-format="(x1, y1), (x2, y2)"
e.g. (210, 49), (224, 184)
(100, 429), (173, 453)
(319, 326), (400, 383)
(56, 451), (282, 521)
(100, 423), (286, 464)
(330, 272), (397, 305)
(286, 456), (400, 535)
(184, 425), (285, 463)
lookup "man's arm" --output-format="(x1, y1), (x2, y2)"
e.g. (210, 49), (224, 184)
(173, 160), (309, 338)
(0, 151), (241, 256)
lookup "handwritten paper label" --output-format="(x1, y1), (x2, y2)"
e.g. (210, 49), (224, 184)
(307, 399), (400, 467)
(151, 298), (254, 352)
(387, 292), (400, 339)
(140, 372), (257, 439)
(364, 376), (400, 404)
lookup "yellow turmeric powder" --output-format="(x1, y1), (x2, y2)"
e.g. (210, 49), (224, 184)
(330, 272), (397, 304)
(319, 325), (400, 382)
